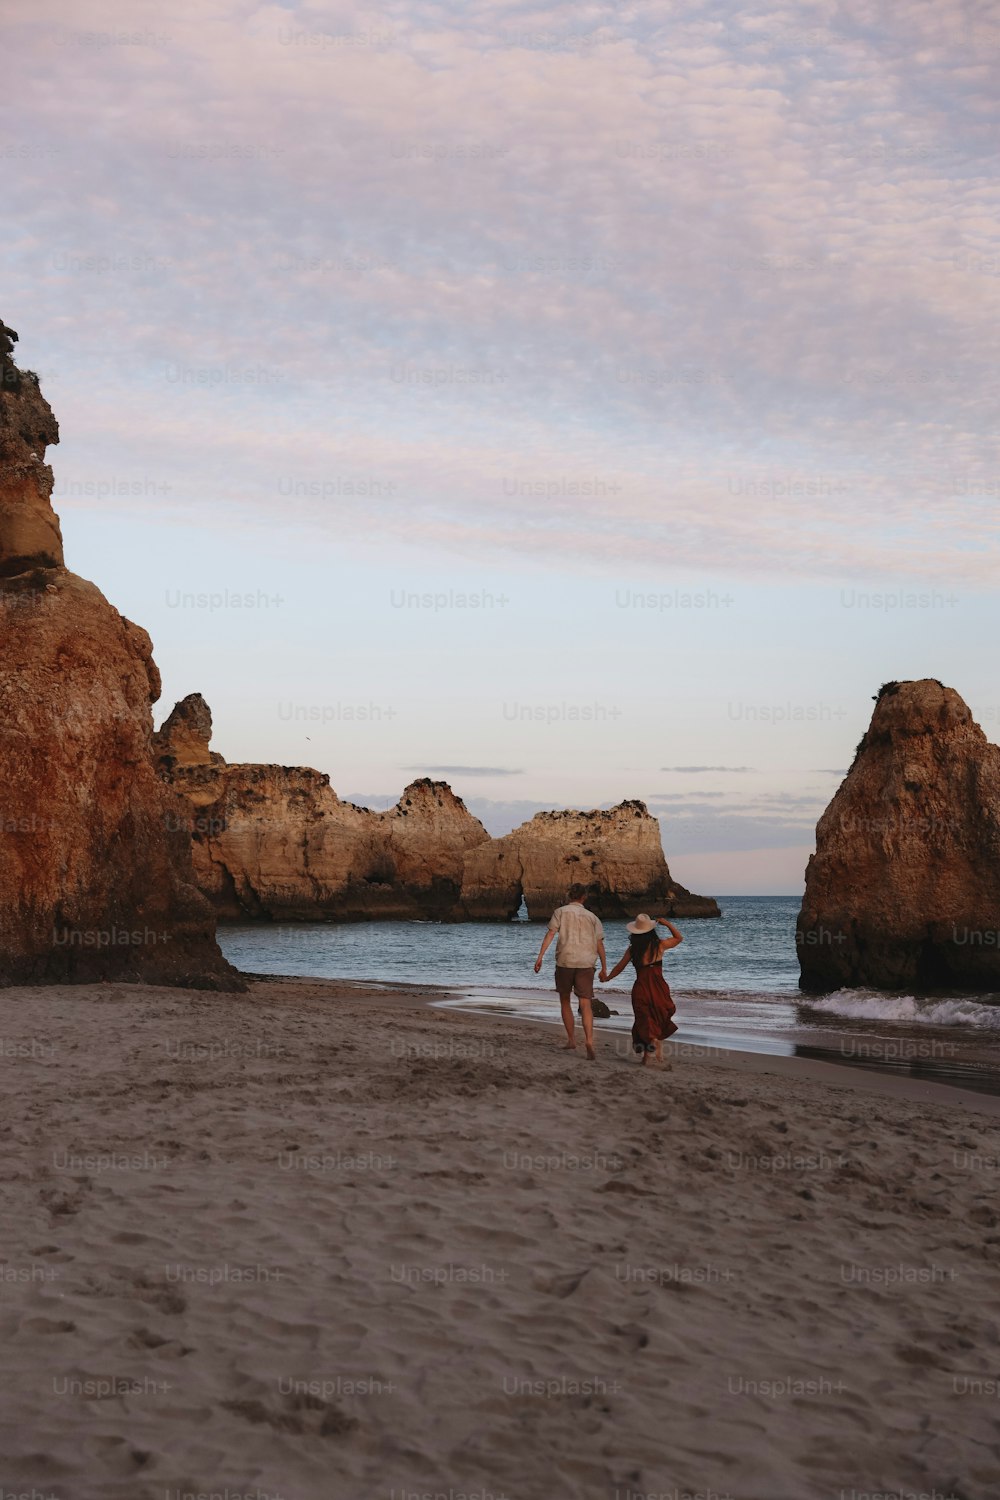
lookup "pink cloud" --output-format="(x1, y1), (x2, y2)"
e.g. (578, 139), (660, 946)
(4, 0), (997, 585)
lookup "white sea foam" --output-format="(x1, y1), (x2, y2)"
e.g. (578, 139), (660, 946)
(804, 990), (1000, 1029)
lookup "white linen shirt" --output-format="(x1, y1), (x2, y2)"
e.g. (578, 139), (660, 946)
(547, 903), (604, 967)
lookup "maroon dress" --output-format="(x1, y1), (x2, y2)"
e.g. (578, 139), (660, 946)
(631, 958), (677, 1054)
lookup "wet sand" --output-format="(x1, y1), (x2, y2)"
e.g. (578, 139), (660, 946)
(440, 981), (1000, 1100)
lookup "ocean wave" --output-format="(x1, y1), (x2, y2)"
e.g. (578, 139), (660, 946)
(802, 990), (1000, 1029)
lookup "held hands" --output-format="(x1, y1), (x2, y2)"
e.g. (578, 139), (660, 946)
(599, 968), (609, 983)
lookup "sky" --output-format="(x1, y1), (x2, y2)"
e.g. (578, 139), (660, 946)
(4, 0), (999, 895)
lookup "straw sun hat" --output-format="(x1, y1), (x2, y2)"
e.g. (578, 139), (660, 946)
(626, 913), (659, 934)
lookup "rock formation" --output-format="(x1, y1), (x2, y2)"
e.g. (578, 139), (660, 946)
(382, 778), (496, 918)
(0, 324), (62, 577)
(152, 691), (219, 770)
(0, 320), (241, 988)
(459, 801), (721, 921)
(156, 700), (491, 920)
(797, 679), (1000, 992)
(157, 704), (720, 924)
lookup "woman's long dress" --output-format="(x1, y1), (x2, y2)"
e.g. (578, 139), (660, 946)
(630, 958), (677, 1054)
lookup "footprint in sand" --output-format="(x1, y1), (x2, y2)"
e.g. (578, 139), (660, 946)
(82, 1434), (152, 1476)
(20, 1316), (76, 1334)
(532, 1268), (590, 1298)
(614, 1322), (650, 1351)
(126, 1326), (194, 1356)
(131, 1277), (187, 1316)
(222, 1394), (356, 1438)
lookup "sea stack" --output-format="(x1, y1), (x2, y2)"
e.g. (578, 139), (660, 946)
(0, 320), (241, 988)
(797, 679), (1000, 992)
(459, 801), (720, 920)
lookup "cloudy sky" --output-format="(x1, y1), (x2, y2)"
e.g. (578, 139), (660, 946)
(5, 0), (999, 894)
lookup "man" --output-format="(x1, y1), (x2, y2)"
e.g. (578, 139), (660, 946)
(534, 882), (608, 1060)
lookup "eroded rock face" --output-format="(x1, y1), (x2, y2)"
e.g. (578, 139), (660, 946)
(0, 323), (241, 988)
(152, 692), (215, 770)
(797, 680), (1000, 992)
(381, 779), (494, 918)
(159, 706), (720, 925)
(159, 713), (492, 920)
(459, 801), (720, 921)
(180, 764), (392, 921)
(0, 320), (63, 577)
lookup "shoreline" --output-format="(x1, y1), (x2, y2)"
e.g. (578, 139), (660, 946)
(3, 975), (1000, 1498)
(243, 972), (1000, 1113)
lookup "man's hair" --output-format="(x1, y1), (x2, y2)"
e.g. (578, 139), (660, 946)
(567, 882), (588, 901)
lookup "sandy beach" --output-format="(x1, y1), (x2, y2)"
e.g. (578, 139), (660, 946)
(2, 977), (999, 1500)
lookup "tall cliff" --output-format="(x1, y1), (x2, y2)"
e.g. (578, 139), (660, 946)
(459, 801), (720, 921)
(797, 679), (1000, 992)
(0, 321), (241, 987)
(155, 697), (491, 920)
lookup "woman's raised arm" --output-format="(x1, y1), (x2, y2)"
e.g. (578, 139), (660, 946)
(657, 918), (683, 950)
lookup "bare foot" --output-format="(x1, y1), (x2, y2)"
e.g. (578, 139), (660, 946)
(560, 1040), (577, 1050)
(585, 1043), (596, 1061)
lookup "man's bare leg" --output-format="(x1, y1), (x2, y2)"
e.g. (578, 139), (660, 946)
(558, 996), (577, 1048)
(579, 996), (596, 1060)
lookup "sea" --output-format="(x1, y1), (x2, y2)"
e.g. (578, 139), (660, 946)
(218, 896), (1000, 1098)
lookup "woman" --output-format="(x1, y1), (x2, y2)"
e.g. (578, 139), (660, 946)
(604, 914), (682, 1067)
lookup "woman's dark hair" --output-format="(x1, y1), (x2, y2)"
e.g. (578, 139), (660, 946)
(629, 929), (660, 968)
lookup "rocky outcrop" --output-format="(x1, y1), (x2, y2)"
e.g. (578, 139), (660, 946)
(797, 680), (1000, 992)
(459, 801), (720, 921)
(152, 692), (217, 770)
(0, 322), (241, 987)
(0, 321), (63, 577)
(158, 710), (718, 925)
(381, 778), (495, 917)
(178, 764), (391, 921)
(156, 705), (491, 920)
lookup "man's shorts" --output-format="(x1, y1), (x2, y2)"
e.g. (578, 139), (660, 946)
(555, 965), (595, 1001)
